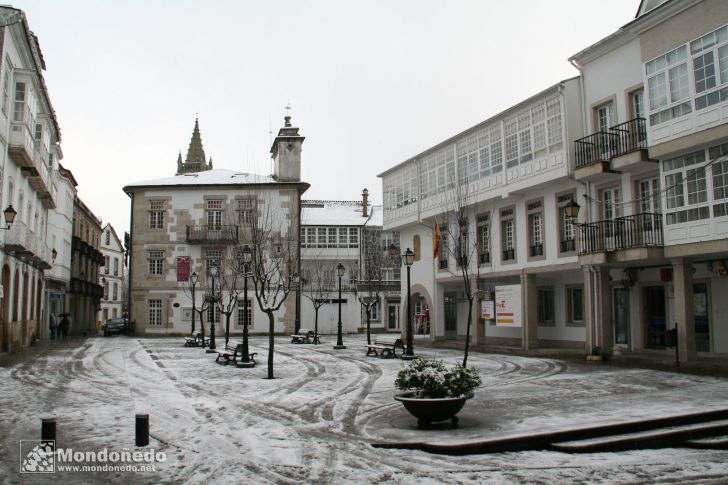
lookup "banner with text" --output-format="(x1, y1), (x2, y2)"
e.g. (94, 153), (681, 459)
(495, 284), (521, 327)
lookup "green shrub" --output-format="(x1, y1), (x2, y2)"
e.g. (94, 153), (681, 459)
(395, 357), (481, 398)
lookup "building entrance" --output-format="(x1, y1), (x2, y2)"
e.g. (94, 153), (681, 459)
(694, 283), (710, 352)
(444, 293), (457, 340)
(614, 287), (630, 345)
(644, 286), (666, 348)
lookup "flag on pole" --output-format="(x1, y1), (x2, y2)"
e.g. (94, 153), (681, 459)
(433, 220), (441, 258)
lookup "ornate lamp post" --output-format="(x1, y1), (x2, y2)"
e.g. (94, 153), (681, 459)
(238, 245), (255, 368)
(334, 262), (346, 349)
(190, 272), (198, 334)
(207, 264), (219, 352)
(0, 205), (17, 230)
(402, 248), (415, 359)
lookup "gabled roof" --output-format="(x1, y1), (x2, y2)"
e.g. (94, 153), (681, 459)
(302, 200), (383, 227)
(102, 223), (124, 251)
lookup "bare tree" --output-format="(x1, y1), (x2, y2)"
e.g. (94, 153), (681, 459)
(183, 271), (215, 345)
(217, 246), (242, 346)
(439, 178), (493, 367)
(301, 263), (335, 345)
(355, 227), (394, 345)
(242, 194), (298, 379)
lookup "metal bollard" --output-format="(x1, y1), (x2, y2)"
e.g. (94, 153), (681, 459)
(41, 418), (56, 443)
(135, 414), (149, 447)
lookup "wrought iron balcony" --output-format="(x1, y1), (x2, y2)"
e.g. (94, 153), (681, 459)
(574, 118), (648, 169)
(560, 239), (576, 253)
(577, 213), (663, 254)
(529, 244), (544, 257)
(186, 225), (238, 244)
(610, 118), (648, 156)
(478, 252), (490, 264)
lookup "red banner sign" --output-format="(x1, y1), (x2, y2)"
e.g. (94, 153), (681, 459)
(177, 257), (190, 282)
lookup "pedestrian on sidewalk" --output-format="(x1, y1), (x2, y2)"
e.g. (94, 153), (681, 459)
(60, 314), (69, 339)
(49, 313), (58, 339)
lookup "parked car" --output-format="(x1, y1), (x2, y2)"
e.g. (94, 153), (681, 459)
(102, 318), (128, 336)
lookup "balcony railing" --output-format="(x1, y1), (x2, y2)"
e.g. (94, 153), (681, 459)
(478, 252), (490, 264)
(577, 213), (663, 254)
(610, 118), (648, 156)
(574, 118), (648, 168)
(529, 244), (543, 257)
(186, 225), (238, 244)
(560, 239), (576, 253)
(574, 131), (617, 168)
(502, 248), (515, 261)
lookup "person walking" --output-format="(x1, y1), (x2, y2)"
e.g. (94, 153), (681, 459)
(49, 314), (58, 339)
(60, 314), (69, 339)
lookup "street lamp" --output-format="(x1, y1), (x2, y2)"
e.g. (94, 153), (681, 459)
(207, 264), (219, 352)
(0, 205), (16, 230)
(334, 262), (346, 349)
(564, 199), (581, 222)
(190, 272), (198, 334)
(238, 245), (255, 368)
(402, 248), (415, 359)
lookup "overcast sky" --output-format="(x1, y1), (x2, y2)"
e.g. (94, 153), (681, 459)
(11, 0), (638, 236)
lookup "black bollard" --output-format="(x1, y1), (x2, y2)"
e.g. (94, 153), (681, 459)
(135, 414), (149, 447)
(41, 418), (56, 443)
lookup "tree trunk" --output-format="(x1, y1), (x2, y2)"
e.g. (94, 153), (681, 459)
(267, 310), (275, 379)
(366, 309), (371, 345)
(463, 297), (473, 367)
(225, 313), (231, 346)
(314, 308), (319, 345)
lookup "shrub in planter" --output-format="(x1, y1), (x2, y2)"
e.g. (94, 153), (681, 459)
(395, 357), (481, 398)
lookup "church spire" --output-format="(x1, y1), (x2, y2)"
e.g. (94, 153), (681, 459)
(177, 117), (211, 174)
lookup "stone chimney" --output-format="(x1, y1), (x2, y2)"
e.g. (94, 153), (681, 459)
(362, 188), (369, 218)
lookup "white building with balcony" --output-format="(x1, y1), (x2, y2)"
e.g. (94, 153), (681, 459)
(44, 163), (77, 334)
(0, 7), (62, 354)
(379, 78), (587, 351)
(569, 0), (728, 364)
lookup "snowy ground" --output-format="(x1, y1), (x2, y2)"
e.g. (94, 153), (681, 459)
(2, 334), (728, 484)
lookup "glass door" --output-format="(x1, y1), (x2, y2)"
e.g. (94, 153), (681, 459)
(387, 304), (400, 331)
(444, 293), (457, 340)
(644, 286), (666, 348)
(694, 283), (710, 352)
(613, 287), (630, 345)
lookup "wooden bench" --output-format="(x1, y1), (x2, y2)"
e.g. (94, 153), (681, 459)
(365, 336), (404, 358)
(183, 331), (208, 347)
(291, 329), (315, 344)
(215, 340), (257, 364)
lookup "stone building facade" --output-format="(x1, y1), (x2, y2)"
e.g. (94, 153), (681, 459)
(99, 223), (125, 323)
(124, 117), (309, 336)
(69, 197), (103, 335)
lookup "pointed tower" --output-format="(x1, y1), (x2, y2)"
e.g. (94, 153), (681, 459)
(177, 118), (211, 174)
(270, 115), (304, 182)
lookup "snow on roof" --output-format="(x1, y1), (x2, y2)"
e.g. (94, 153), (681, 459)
(302, 200), (383, 227)
(124, 169), (277, 190)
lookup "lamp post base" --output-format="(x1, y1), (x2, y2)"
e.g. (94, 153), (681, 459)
(236, 361), (255, 368)
(333, 345), (347, 350)
(401, 354), (416, 361)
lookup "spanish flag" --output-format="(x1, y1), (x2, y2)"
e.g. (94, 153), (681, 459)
(433, 221), (441, 258)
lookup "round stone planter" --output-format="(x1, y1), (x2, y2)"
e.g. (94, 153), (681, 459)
(394, 392), (474, 427)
